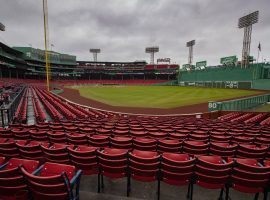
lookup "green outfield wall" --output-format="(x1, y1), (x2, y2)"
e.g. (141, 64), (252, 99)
(178, 63), (270, 90)
(154, 80), (178, 86)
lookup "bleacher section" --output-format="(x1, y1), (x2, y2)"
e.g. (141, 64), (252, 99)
(1, 115), (270, 199)
(0, 85), (270, 199)
(7, 86), (270, 126)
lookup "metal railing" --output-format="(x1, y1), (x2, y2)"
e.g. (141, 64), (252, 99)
(208, 93), (270, 112)
(0, 86), (26, 127)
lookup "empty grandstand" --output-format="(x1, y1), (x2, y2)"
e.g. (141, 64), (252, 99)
(1, 42), (178, 82)
(0, 0), (270, 200)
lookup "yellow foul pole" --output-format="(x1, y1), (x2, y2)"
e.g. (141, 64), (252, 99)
(42, 0), (50, 91)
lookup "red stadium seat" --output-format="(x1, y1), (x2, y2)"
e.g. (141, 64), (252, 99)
(210, 142), (237, 157)
(110, 136), (132, 149)
(228, 158), (270, 200)
(193, 156), (233, 200)
(183, 141), (209, 155)
(113, 129), (129, 137)
(47, 131), (67, 144)
(133, 137), (157, 151)
(127, 150), (160, 197)
(157, 139), (181, 153)
(21, 162), (82, 200)
(0, 157), (5, 166)
(0, 138), (20, 158)
(11, 128), (30, 140)
(130, 130), (148, 138)
(30, 129), (49, 141)
(98, 148), (128, 194)
(0, 128), (12, 139)
(67, 133), (88, 145)
(236, 144), (267, 159)
(88, 135), (109, 147)
(159, 153), (195, 200)
(42, 143), (72, 164)
(0, 158), (39, 200)
(68, 145), (98, 175)
(16, 140), (49, 161)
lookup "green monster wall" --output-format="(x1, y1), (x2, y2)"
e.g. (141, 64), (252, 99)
(178, 63), (270, 90)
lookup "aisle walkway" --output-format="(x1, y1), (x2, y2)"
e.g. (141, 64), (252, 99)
(27, 89), (35, 125)
(27, 88), (52, 125)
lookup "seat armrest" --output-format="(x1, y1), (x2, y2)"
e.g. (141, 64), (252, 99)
(0, 162), (8, 170)
(70, 170), (82, 188)
(32, 165), (44, 175)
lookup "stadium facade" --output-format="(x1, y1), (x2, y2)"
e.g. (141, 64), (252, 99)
(1, 41), (270, 89)
(0, 42), (178, 81)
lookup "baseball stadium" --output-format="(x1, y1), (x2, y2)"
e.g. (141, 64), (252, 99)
(0, 1), (270, 200)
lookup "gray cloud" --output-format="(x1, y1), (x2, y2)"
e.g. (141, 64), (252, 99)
(0, 0), (269, 65)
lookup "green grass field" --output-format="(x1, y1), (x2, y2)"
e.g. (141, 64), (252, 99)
(70, 86), (263, 109)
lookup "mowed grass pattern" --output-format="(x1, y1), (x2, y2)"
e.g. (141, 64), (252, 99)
(72, 86), (263, 109)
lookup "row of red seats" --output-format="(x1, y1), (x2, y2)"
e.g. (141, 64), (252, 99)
(35, 87), (76, 120)
(0, 157), (81, 200)
(244, 113), (269, 124)
(42, 88), (89, 119)
(34, 87), (108, 120)
(41, 86), (114, 118)
(5, 123), (270, 145)
(14, 88), (28, 123)
(1, 136), (270, 160)
(13, 87), (270, 127)
(219, 112), (270, 125)
(11, 115), (270, 131)
(42, 110), (270, 129)
(231, 113), (256, 123)
(4, 128), (270, 145)
(2, 124), (270, 146)
(31, 88), (47, 122)
(2, 144), (270, 200)
(96, 149), (270, 200)
(261, 116), (270, 126)
(219, 112), (251, 121)
(34, 88), (64, 120)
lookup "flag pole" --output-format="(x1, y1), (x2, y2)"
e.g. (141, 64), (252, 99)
(255, 43), (260, 80)
(43, 0), (50, 91)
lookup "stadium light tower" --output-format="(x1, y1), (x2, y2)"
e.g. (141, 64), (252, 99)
(0, 22), (5, 31)
(89, 49), (101, 62)
(186, 40), (195, 66)
(238, 11), (259, 68)
(145, 46), (159, 64)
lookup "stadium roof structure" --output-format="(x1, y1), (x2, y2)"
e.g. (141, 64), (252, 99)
(0, 42), (24, 56)
(13, 46), (77, 65)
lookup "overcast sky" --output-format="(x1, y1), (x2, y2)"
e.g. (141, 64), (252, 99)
(0, 0), (269, 65)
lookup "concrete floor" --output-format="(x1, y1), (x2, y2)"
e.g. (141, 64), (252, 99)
(78, 175), (266, 200)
